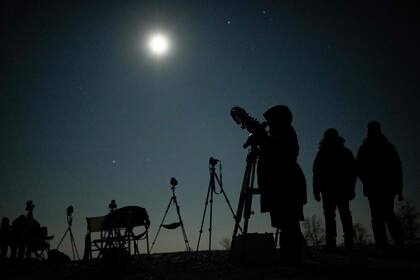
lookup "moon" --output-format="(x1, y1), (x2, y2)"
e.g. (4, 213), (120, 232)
(148, 33), (170, 57)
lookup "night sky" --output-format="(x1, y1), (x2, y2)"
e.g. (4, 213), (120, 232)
(1, 1), (419, 256)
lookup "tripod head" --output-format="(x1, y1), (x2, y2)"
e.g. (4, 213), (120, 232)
(109, 200), (117, 212)
(209, 157), (220, 167)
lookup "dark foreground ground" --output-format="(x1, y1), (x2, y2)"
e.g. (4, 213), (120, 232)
(1, 242), (420, 280)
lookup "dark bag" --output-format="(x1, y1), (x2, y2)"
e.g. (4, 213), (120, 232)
(230, 232), (276, 266)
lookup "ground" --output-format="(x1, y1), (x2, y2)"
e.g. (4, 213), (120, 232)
(1, 242), (419, 279)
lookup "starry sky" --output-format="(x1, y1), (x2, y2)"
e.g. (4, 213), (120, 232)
(1, 0), (420, 256)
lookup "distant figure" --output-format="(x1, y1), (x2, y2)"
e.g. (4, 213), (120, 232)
(257, 105), (307, 264)
(9, 215), (27, 260)
(0, 217), (10, 260)
(25, 218), (43, 259)
(313, 128), (356, 251)
(356, 121), (404, 248)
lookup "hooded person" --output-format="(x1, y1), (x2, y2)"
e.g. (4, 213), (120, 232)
(356, 121), (404, 248)
(257, 105), (307, 263)
(313, 128), (356, 250)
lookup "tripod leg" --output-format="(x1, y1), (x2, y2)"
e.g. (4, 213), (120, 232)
(214, 173), (243, 233)
(146, 230), (150, 255)
(209, 178), (214, 259)
(173, 196), (191, 252)
(150, 197), (173, 252)
(70, 233), (76, 260)
(243, 160), (257, 234)
(232, 156), (254, 237)
(70, 229), (80, 260)
(274, 228), (280, 248)
(196, 181), (212, 256)
(56, 228), (70, 250)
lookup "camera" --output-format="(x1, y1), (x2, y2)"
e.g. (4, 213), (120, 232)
(109, 200), (117, 211)
(209, 157), (220, 166)
(230, 106), (268, 148)
(67, 205), (74, 216)
(170, 177), (178, 187)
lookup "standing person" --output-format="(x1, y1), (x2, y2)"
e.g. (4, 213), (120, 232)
(257, 105), (307, 264)
(9, 215), (27, 260)
(356, 121), (404, 249)
(0, 217), (10, 260)
(313, 128), (356, 251)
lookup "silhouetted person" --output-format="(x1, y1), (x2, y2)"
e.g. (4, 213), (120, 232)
(9, 215), (27, 260)
(1, 217), (10, 260)
(258, 105), (307, 264)
(25, 218), (43, 259)
(313, 128), (356, 251)
(356, 121), (404, 249)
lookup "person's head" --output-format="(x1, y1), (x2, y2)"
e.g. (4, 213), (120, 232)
(263, 105), (293, 130)
(324, 128), (339, 140)
(322, 128), (344, 146)
(368, 121), (382, 137)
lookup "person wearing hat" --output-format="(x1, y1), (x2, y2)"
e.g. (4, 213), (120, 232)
(356, 121), (404, 249)
(257, 105), (307, 264)
(313, 128), (356, 251)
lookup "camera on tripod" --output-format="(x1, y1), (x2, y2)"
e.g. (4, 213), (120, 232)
(109, 200), (117, 212)
(230, 107), (268, 149)
(170, 177), (178, 188)
(66, 206), (74, 226)
(67, 205), (74, 216)
(209, 157), (220, 166)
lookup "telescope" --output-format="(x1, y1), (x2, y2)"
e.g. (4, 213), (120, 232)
(230, 106), (268, 148)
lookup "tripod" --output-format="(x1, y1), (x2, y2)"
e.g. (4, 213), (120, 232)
(150, 178), (191, 253)
(196, 157), (241, 259)
(232, 146), (259, 238)
(56, 213), (80, 260)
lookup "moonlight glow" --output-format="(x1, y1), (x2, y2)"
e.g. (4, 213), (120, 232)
(148, 33), (170, 56)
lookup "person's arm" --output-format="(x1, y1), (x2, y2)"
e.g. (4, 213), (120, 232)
(313, 152), (322, 202)
(391, 144), (403, 200)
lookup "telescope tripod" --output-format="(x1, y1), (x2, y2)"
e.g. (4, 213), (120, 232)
(150, 186), (191, 252)
(56, 215), (80, 260)
(232, 147), (259, 238)
(196, 158), (241, 260)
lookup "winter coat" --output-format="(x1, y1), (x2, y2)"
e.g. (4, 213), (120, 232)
(312, 139), (357, 200)
(356, 134), (403, 198)
(257, 126), (306, 222)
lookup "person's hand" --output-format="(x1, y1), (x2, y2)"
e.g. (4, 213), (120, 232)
(314, 192), (321, 202)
